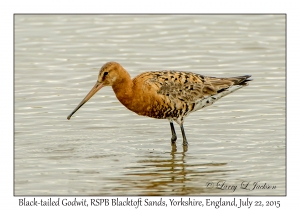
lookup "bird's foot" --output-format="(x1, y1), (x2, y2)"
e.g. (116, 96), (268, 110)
(183, 144), (188, 152)
(171, 143), (177, 153)
(171, 135), (177, 143)
(182, 139), (188, 146)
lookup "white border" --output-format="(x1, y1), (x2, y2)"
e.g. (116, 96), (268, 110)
(2, 0), (295, 208)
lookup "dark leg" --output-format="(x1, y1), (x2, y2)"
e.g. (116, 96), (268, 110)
(180, 124), (188, 146)
(170, 121), (177, 143)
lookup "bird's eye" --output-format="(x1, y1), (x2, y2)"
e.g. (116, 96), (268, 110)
(103, 72), (108, 76)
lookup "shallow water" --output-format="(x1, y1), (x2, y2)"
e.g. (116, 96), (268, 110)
(14, 15), (285, 195)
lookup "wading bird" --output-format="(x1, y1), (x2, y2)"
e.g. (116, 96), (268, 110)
(67, 62), (252, 145)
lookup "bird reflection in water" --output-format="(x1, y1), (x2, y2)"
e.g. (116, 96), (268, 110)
(106, 142), (232, 196)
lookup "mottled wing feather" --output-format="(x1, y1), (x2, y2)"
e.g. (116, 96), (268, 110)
(132, 70), (251, 123)
(136, 70), (244, 104)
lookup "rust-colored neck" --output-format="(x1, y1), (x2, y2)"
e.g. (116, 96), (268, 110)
(112, 68), (134, 110)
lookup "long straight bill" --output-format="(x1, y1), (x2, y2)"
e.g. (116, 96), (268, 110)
(67, 81), (103, 120)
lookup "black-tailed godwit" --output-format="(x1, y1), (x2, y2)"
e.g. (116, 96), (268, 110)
(67, 62), (252, 145)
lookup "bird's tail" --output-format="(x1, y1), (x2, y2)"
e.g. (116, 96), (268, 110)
(230, 75), (252, 86)
(193, 75), (252, 112)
